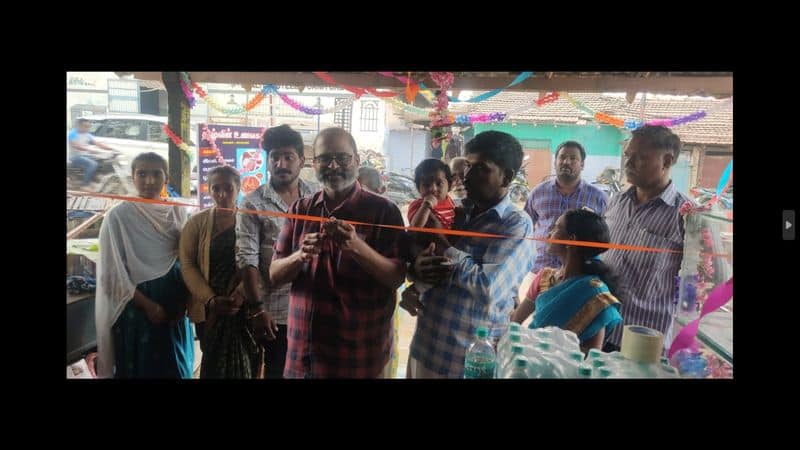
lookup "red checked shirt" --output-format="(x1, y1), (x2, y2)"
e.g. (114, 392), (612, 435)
(273, 181), (406, 378)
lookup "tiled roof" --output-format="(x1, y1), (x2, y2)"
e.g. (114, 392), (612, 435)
(444, 92), (732, 145)
(133, 79), (733, 146)
(138, 79), (166, 90)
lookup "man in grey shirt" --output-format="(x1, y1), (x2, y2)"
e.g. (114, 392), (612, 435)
(602, 125), (693, 353)
(236, 125), (318, 378)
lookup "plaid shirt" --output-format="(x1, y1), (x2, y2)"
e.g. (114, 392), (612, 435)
(273, 181), (406, 378)
(235, 179), (318, 324)
(524, 178), (608, 273)
(409, 193), (535, 378)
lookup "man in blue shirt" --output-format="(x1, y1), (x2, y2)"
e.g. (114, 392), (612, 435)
(524, 141), (608, 274)
(68, 118), (114, 188)
(405, 131), (535, 378)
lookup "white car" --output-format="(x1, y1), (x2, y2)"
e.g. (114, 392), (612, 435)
(78, 114), (200, 193)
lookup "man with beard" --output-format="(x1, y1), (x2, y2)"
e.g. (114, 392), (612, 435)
(524, 141), (608, 274)
(236, 124), (319, 378)
(269, 127), (406, 378)
(404, 131), (535, 378)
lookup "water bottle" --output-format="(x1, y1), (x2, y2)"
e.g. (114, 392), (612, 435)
(497, 332), (523, 359)
(564, 351), (585, 378)
(562, 329), (581, 351)
(499, 344), (526, 378)
(595, 367), (613, 379)
(528, 341), (563, 378)
(535, 340), (554, 358)
(604, 351), (627, 372)
(525, 352), (555, 379)
(625, 359), (663, 378)
(569, 351), (585, 365)
(592, 358), (607, 368)
(587, 348), (604, 360)
(464, 326), (496, 379)
(544, 346), (578, 378)
(534, 328), (553, 342)
(577, 365), (593, 379)
(506, 357), (529, 379)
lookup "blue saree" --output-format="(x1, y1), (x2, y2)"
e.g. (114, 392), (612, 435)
(530, 271), (622, 343)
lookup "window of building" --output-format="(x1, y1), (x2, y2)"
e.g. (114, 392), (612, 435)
(334, 97), (353, 132)
(360, 101), (378, 132)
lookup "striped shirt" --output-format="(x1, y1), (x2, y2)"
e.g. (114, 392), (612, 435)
(235, 179), (318, 324)
(602, 181), (692, 350)
(409, 193), (535, 378)
(524, 178), (608, 273)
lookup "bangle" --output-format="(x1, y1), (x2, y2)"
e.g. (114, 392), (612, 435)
(248, 309), (265, 320)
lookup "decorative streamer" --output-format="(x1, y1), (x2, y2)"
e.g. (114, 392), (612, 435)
(378, 71), (533, 103)
(161, 124), (192, 157)
(312, 72), (397, 98)
(178, 72), (196, 108)
(667, 278), (733, 359)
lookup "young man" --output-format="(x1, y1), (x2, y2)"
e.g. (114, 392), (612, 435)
(406, 131), (535, 378)
(236, 125), (318, 378)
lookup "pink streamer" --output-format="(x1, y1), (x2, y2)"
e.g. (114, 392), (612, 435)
(179, 79), (195, 107)
(667, 278), (733, 359)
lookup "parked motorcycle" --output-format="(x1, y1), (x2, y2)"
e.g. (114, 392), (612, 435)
(382, 171), (418, 207)
(690, 186), (733, 209)
(592, 166), (622, 199)
(509, 162), (530, 204)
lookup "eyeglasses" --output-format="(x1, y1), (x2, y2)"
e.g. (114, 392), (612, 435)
(314, 153), (353, 166)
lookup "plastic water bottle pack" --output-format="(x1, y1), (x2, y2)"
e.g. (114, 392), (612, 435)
(496, 325), (681, 379)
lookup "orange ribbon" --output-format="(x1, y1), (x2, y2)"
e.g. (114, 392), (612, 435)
(67, 191), (731, 259)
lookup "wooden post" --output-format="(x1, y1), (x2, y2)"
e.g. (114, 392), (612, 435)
(690, 145), (702, 189)
(162, 72), (191, 197)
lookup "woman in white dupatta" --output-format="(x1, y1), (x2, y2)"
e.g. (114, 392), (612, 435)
(95, 152), (194, 378)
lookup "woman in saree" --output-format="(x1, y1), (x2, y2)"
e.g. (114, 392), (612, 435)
(179, 165), (264, 378)
(95, 152), (194, 378)
(511, 208), (623, 353)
